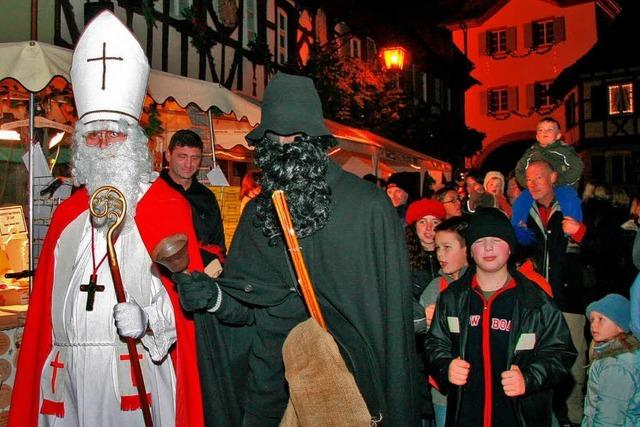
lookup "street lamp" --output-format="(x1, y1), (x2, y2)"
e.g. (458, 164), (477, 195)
(380, 46), (408, 89)
(380, 46), (407, 71)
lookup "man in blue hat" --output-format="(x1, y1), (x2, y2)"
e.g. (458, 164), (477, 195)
(173, 72), (420, 426)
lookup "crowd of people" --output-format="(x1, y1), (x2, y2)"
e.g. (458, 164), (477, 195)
(383, 115), (640, 426)
(7, 10), (640, 427)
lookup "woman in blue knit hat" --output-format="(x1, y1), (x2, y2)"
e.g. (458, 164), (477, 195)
(583, 294), (640, 426)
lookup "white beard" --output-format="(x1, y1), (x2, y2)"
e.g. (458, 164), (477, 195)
(71, 120), (156, 231)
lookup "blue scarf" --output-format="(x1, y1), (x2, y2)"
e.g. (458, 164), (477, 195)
(511, 185), (583, 245)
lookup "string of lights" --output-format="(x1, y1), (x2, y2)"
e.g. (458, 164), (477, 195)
(487, 43), (555, 61)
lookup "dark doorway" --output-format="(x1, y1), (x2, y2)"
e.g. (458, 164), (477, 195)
(481, 139), (533, 175)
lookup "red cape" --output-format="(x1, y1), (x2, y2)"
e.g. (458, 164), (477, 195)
(8, 179), (205, 427)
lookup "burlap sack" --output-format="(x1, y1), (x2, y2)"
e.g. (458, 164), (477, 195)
(279, 319), (371, 427)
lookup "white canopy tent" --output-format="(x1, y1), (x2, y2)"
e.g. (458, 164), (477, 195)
(0, 41), (451, 178)
(0, 41), (262, 278)
(214, 93), (452, 181)
(0, 41), (452, 277)
(0, 41), (261, 123)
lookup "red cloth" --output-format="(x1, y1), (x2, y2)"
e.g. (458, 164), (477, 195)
(570, 223), (586, 243)
(537, 203), (585, 243)
(9, 180), (205, 427)
(517, 260), (554, 297)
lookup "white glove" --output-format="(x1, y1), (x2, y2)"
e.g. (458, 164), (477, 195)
(113, 301), (149, 339)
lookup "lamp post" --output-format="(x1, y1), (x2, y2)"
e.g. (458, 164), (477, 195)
(380, 46), (408, 89)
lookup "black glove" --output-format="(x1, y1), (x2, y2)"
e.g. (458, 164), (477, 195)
(172, 271), (220, 312)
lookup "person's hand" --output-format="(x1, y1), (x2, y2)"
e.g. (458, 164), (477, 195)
(448, 357), (470, 386)
(172, 271), (219, 312)
(562, 216), (582, 235)
(425, 304), (436, 327)
(204, 258), (223, 278)
(113, 301), (148, 339)
(501, 365), (526, 397)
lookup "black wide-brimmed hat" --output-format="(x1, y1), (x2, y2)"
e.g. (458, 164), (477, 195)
(245, 72), (331, 144)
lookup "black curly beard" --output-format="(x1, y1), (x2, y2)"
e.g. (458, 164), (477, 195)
(251, 134), (338, 244)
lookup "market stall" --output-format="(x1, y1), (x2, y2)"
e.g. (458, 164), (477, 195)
(1, 40), (452, 269)
(0, 41), (262, 263)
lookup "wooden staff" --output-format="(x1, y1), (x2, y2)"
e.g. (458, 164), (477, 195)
(90, 186), (153, 427)
(271, 190), (327, 330)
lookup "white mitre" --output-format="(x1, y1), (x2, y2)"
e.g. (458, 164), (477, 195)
(70, 11), (149, 125)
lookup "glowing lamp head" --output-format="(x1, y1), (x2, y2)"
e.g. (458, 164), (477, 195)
(381, 47), (407, 71)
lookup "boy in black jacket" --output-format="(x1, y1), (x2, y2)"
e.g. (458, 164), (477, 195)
(425, 208), (576, 427)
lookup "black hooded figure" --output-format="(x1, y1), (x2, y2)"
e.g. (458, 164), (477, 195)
(173, 72), (421, 426)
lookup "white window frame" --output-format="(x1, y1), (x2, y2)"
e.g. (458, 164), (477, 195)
(422, 72), (428, 103)
(243, 0), (258, 49)
(536, 81), (554, 108)
(365, 37), (376, 61)
(276, 8), (288, 65)
(487, 30), (507, 54)
(488, 88), (509, 114)
(169, 0), (192, 19)
(608, 83), (634, 115)
(349, 37), (361, 59)
(533, 20), (555, 46)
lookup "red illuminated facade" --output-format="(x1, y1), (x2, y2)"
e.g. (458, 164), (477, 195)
(446, 0), (621, 169)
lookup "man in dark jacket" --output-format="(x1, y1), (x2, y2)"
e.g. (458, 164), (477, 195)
(173, 73), (420, 426)
(159, 129), (239, 427)
(513, 158), (588, 425)
(160, 129), (226, 269)
(426, 207), (576, 427)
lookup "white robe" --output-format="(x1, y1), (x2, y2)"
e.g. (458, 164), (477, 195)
(38, 202), (177, 426)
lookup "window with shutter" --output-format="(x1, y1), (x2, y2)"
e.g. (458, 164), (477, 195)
(422, 73), (428, 103)
(335, 22), (351, 59)
(534, 82), (554, 108)
(608, 83), (634, 115)
(480, 91), (488, 115)
(507, 86), (519, 111)
(365, 37), (376, 62)
(243, 0), (258, 48)
(276, 8), (288, 65)
(553, 17), (566, 43)
(506, 27), (517, 52)
(565, 93), (577, 129)
(591, 85), (606, 120)
(524, 23), (533, 49)
(479, 32), (487, 55)
(487, 29), (508, 54)
(350, 37), (362, 59)
(414, 71), (427, 103)
(488, 88), (510, 114)
(315, 10), (328, 45)
(169, 0), (192, 19)
(434, 78), (442, 104)
(532, 19), (554, 46)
